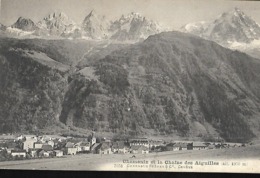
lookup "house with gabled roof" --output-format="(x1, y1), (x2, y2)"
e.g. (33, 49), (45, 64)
(91, 142), (112, 154)
(131, 145), (149, 154)
(80, 141), (91, 152)
(54, 150), (63, 157)
(166, 143), (180, 151)
(98, 142), (112, 154)
(38, 150), (50, 157)
(65, 142), (77, 155)
(112, 141), (130, 154)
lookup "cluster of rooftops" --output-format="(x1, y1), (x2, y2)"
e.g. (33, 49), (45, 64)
(0, 134), (246, 160)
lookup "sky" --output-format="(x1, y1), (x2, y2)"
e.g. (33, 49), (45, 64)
(1, 0), (260, 30)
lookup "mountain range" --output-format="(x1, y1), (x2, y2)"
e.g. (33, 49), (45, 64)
(1, 8), (260, 142)
(0, 11), (163, 41)
(181, 8), (260, 58)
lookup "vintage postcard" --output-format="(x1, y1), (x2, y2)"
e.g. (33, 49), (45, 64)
(0, 0), (260, 173)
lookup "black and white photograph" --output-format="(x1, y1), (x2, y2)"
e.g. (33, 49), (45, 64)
(0, 0), (260, 173)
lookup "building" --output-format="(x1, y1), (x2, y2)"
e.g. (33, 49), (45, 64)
(112, 141), (130, 154)
(73, 141), (86, 153)
(40, 135), (52, 142)
(149, 140), (164, 148)
(47, 140), (55, 148)
(38, 150), (50, 157)
(91, 143), (101, 154)
(131, 145), (149, 154)
(23, 138), (37, 152)
(56, 141), (67, 150)
(153, 145), (167, 152)
(75, 144), (82, 152)
(91, 132), (96, 146)
(54, 150), (63, 157)
(41, 144), (53, 152)
(52, 139), (60, 149)
(227, 143), (242, 148)
(11, 150), (26, 158)
(65, 142), (77, 155)
(129, 138), (149, 148)
(66, 147), (77, 155)
(6, 142), (17, 154)
(80, 142), (91, 152)
(34, 142), (43, 149)
(192, 142), (208, 150)
(65, 142), (75, 148)
(166, 142), (192, 151)
(91, 142), (112, 154)
(99, 143), (112, 154)
(166, 143), (178, 151)
(29, 149), (38, 157)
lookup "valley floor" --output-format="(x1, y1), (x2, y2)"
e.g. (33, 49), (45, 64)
(1, 144), (260, 173)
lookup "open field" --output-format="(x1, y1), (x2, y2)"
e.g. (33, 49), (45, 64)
(1, 144), (260, 172)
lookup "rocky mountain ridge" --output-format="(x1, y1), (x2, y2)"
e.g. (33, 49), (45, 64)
(1, 11), (163, 41)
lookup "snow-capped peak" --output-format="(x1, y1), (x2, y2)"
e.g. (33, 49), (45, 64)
(109, 11), (163, 41)
(37, 11), (78, 36)
(41, 11), (75, 26)
(182, 8), (260, 44)
(115, 12), (146, 27)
